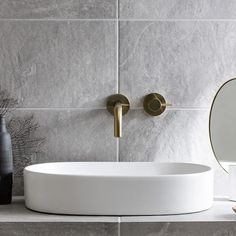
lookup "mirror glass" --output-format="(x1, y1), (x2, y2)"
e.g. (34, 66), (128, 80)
(209, 78), (236, 172)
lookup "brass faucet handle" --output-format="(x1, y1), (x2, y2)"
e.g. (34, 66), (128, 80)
(143, 93), (170, 116)
(120, 104), (130, 107)
(162, 103), (172, 107)
(106, 94), (130, 116)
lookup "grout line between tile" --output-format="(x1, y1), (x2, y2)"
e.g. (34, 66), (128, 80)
(0, 18), (117, 21)
(169, 108), (210, 111)
(131, 107), (210, 110)
(1, 107), (210, 111)
(117, 0), (120, 94)
(118, 217), (121, 236)
(117, 23), (120, 93)
(116, 0), (120, 163)
(2, 18), (236, 22)
(116, 10), (119, 93)
(116, 138), (120, 162)
(116, 0), (119, 20)
(9, 107), (107, 111)
(119, 19), (236, 22)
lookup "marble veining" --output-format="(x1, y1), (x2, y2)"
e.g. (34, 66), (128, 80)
(120, 222), (236, 236)
(120, 21), (236, 108)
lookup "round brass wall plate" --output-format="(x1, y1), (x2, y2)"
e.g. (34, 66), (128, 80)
(143, 93), (166, 116)
(106, 94), (130, 115)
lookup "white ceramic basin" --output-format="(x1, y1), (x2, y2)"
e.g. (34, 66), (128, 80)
(24, 162), (213, 215)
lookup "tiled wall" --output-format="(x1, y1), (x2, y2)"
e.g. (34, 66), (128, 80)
(0, 0), (235, 196)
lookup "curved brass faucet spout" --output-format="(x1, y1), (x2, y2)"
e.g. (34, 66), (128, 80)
(106, 94), (130, 138)
(114, 103), (122, 137)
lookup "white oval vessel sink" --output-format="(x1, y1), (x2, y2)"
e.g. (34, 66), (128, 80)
(24, 162), (213, 215)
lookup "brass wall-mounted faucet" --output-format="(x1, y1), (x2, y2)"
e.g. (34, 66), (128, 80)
(106, 94), (130, 138)
(107, 93), (170, 137)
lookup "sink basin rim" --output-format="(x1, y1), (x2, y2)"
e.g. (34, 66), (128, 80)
(24, 162), (212, 178)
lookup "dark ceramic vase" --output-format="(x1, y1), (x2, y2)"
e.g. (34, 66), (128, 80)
(0, 116), (13, 204)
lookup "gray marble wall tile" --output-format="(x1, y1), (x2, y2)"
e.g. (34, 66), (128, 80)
(120, 222), (236, 236)
(0, 21), (117, 108)
(120, 0), (236, 19)
(119, 110), (228, 196)
(119, 21), (236, 108)
(0, 0), (117, 19)
(11, 109), (117, 195)
(120, 110), (212, 162)
(0, 222), (117, 236)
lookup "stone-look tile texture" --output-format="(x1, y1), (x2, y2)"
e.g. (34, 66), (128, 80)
(0, 223), (117, 236)
(11, 109), (116, 195)
(0, 0), (117, 19)
(120, 222), (236, 236)
(120, 110), (228, 196)
(0, 0), (235, 235)
(0, 21), (116, 108)
(0, 0), (232, 212)
(119, 21), (236, 108)
(120, 0), (236, 19)
(119, 17), (236, 200)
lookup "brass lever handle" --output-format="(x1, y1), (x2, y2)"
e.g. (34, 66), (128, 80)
(143, 93), (171, 116)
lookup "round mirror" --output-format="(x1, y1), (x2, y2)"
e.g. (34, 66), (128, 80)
(209, 78), (236, 172)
